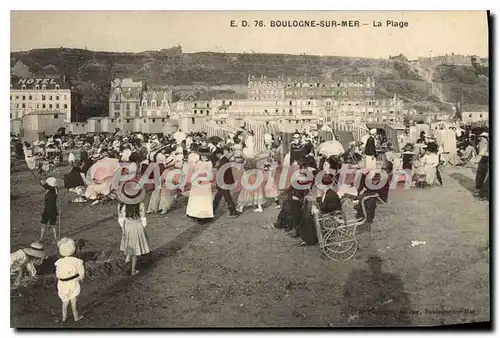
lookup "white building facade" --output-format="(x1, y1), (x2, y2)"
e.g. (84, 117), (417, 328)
(10, 77), (74, 122)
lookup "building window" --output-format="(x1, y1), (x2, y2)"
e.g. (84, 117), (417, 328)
(64, 104), (68, 109)
(307, 101), (311, 105)
(42, 95), (46, 100)
(49, 104), (53, 109)
(22, 103), (25, 108)
(49, 96), (53, 100)
(28, 95), (32, 100)
(151, 101), (156, 107)
(289, 101), (292, 106)
(21, 85), (26, 90)
(56, 96), (59, 100)
(42, 85), (46, 90)
(54, 114), (58, 119)
(21, 96), (25, 100)
(35, 85), (39, 90)
(194, 110), (197, 114)
(55, 85), (60, 90)
(114, 103), (120, 110)
(191, 117), (195, 124)
(126, 103), (130, 110)
(480, 114), (483, 118)
(162, 118), (165, 122)
(206, 111), (209, 116)
(126, 119), (131, 123)
(152, 119), (156, 123)
(36, 104), (40, 109)
(56, 103), (60, 109)
(15, 96), (19, 99)
(42, 104), (46, 109)
(229, 101), (232, 106)
(115, 95), (119, 101)
(194, 103), (197, 108)
(206, 103), (210, 108)
(469, 114), (472, 118)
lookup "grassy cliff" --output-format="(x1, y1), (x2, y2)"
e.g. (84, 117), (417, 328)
(11, 47), (489, 119)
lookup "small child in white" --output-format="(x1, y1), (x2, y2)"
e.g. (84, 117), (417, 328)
(55, 237), (85, 322)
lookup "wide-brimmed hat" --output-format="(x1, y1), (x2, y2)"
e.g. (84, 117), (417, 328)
(91, 153), (104, 161)
(116, 179), (146, 205)
(23, 241), (48, 258)
(479, 132), (489, 138)
(198, 146), (211, 157)
(370, 129), (377, 135)
(57, 237), (76, 257)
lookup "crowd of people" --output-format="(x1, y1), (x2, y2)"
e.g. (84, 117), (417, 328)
(10, 122), (489, 322)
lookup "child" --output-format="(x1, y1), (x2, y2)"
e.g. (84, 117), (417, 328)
(262, 160), (280, 209)
(40, 177), (59, 243)
(55, 237), (85, 322)
(117, 180), (151, 275)
(10, 241), (48, 288)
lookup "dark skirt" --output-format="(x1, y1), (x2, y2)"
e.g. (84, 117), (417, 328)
(41, 192), (58, 225)
(402, 154), (413, 170)
(274, 198), (303, 231)
(297, 199), (318, 245)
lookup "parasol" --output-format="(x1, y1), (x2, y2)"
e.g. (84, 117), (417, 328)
(318, 140), (345, 157)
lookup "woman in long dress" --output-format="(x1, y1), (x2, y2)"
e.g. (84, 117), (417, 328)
(116, 180), (150, 276)
(186, 146), (214, 224)
(237, 158), (266, 213)
(414, 143), (439, 187)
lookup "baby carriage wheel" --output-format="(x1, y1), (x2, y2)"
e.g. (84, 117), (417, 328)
(322, 228), (358, 261)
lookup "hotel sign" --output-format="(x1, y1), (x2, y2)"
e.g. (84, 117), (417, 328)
(17, 78), (58, 85)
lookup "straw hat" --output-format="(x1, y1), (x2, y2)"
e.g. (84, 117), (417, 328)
(91, 153), (104, 161)
(23, 241), (48, 258)
(116, 179), (146, 205)
(370, 128), (377, 135)
(479, 132), (489, 138)
(198, 146), (211, 157)
(57, 237), (76, 257)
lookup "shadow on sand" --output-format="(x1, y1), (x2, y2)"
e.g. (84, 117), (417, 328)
(448, 173), (476, 195)
(340, 255), (413, 327)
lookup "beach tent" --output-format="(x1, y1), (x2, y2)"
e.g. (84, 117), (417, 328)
(365, 124), (400, 152)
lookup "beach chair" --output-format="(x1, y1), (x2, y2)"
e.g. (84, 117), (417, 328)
(313, 194), (387, 262)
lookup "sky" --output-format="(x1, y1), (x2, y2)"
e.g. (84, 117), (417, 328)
(10, 11), (489, 58)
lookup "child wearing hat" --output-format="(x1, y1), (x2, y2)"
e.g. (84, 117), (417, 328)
(117, 180), (151, 275)
(40, 177), (59, 243)
(55, 237), (85, 322)
(10, 241), (48, 288)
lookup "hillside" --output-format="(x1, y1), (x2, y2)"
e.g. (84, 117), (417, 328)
(11, 47), (489, 120)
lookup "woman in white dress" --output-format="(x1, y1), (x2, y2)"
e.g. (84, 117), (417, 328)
(186, 146), (214, 224)
(415, 143), (439, 187)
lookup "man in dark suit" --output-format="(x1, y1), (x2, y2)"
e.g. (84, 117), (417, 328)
(364, 129), (378, 170)
(213, 147), (239, 217)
